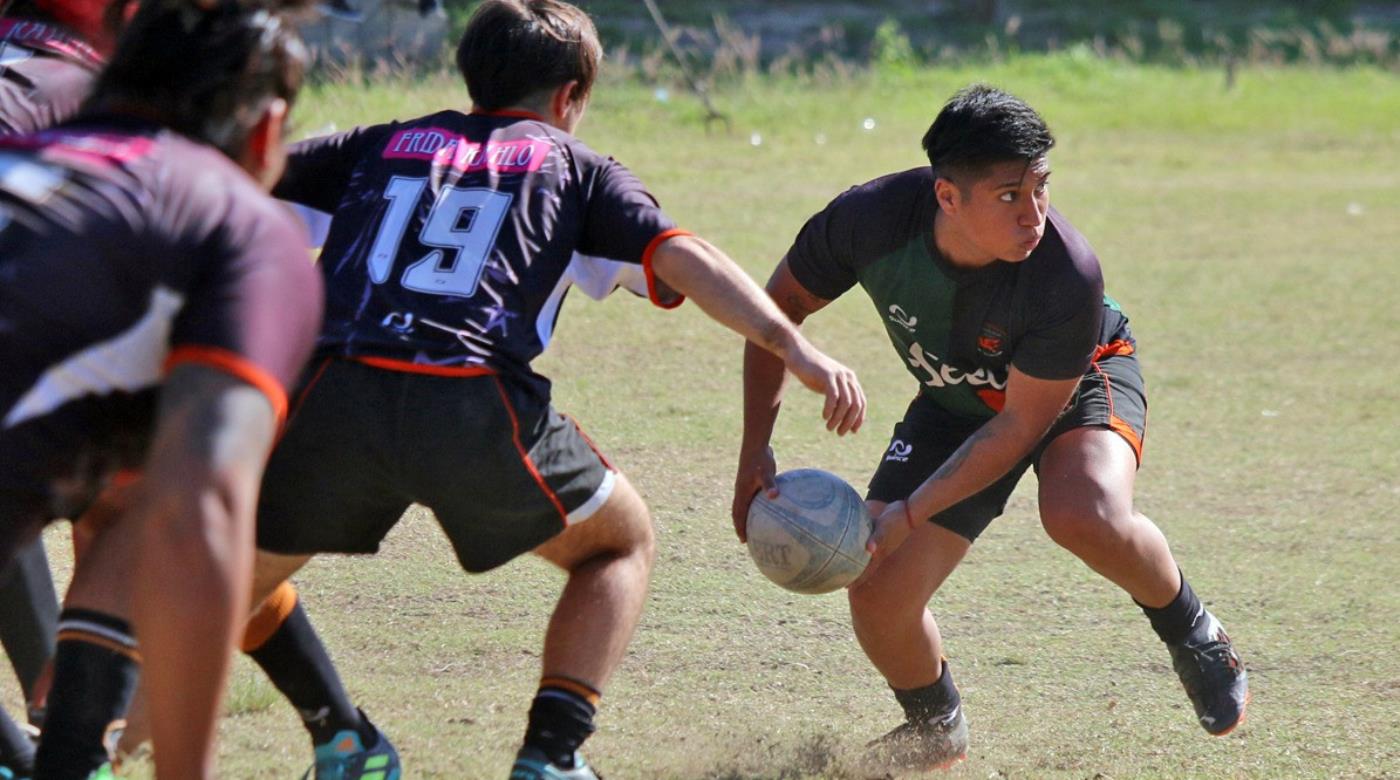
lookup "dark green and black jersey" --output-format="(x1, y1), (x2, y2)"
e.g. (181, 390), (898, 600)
(787, 167), (1132, 420)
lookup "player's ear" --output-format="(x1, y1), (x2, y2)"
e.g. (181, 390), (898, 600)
(242, 98), (289, 189)
(549, 80), (586, 131)
(934, 176), (961, 215)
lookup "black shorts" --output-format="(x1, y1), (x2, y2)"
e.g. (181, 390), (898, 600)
(255, 360), (616, 572)
(866, 352), (1147, 542)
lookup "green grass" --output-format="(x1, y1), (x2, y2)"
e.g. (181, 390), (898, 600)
(7, 56), (1400, 777)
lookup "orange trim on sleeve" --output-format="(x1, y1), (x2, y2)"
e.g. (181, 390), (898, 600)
(641, 228), (693, 310)
(165, 346), (288, 423)
(240, 581), (299, 653)
(354, 356), (497, 377)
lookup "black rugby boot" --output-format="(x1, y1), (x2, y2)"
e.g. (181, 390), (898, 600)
(1167, 610), (1249, 735)
(865, 703), (968, 771)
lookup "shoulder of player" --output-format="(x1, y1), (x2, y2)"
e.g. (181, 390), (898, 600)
(823, 167), (932, 226)
(1031, 207), (1103, 285)
(1019, 205), (1103, 302)
(152, 133), (306, 247)
(810, 167), (933, 253)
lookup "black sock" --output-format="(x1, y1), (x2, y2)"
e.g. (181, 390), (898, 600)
(892, 659), (961, 724)
(0, 705), (35, 774)
(246, 601), (366, 745)
(523, 679), (598, 768)
(1137, 570), (1205, 645)
(34, 609), (139, 780)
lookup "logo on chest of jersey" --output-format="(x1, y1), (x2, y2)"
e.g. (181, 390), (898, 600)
(906, 341), (1006, 391)
(887, 304), (918, 333)
(382, 128), (550, 175)
(977, 323), (1007, 358)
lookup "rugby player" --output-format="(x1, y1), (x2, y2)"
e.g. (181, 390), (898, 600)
(0, 0), (323, 776)
(244, 1), (865, 777)
(0, 0), (128, 772)
(732, 85), (1248, 770)
(2, 1), (359, 771)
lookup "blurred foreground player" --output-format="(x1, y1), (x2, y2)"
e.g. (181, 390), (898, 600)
(0, 0), (322, 776)
(0, 0), (129, 771)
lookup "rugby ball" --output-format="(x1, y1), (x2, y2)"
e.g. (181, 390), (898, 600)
(746, 469), (872, 594)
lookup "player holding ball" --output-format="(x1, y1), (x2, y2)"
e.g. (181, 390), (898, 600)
(732, 84), (1248, 771)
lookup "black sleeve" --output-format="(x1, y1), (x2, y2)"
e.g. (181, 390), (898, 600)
(577, 157), (679, 264)
(273, 123), (394, 212)
(783, 187), (863, 301)
(169, 193), (324, 404)
(1011, 235), (1105, 381)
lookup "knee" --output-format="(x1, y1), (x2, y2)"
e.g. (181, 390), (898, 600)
(847, 576), (913, 631)
(1039, 496), (1126, 553)
(605, 480), (655, 563)
(573, 495), (655, 574)
(624, 507), (656, 569)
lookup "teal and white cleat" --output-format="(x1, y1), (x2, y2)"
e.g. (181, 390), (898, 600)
(508, 746), (600, 780)
(302, 716), (401, 780)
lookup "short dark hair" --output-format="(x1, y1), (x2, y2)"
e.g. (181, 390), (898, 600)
(456, 0), (601, 112)
(921, 84), (1055, 186)
(86, 0), (310, 159)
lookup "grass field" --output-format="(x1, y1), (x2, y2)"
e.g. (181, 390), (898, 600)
(7, 56), (1400, 777)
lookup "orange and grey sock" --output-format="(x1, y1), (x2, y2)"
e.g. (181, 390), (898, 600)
(34, 608), (139, 778)
(523, 676), (600, 769)
(244, 582), (367, 746)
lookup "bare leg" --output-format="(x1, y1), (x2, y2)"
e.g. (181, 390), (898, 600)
(111, 553), (310, 759)
(129, 486), (253, 780)
(1037, 428), (1179, 607)
(531, 472), (655, 690)
(847, 501), (971, 690)
(250, 550), (313, 607)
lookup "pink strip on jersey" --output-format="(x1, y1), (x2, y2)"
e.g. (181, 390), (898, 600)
(381, 127), (550, 174)
(0, 131), (155, 166)
(0, 20), (104, 69)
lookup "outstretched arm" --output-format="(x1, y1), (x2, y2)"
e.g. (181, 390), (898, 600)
(729, 258), (836, 540)
(864, 366), (1079, 562)
(650, 234), (865, 439)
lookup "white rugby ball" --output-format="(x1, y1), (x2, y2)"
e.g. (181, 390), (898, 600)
(746, 468), (872, 594)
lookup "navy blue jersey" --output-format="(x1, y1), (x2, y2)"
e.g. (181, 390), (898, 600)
(0, 19), (102, 136)
(0, 116), (323, 527)
(275, 109), (686, 398)
(787, 167), (1133, 419)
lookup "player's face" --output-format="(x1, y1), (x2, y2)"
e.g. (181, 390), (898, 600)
(954, 157), (1051, 263)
